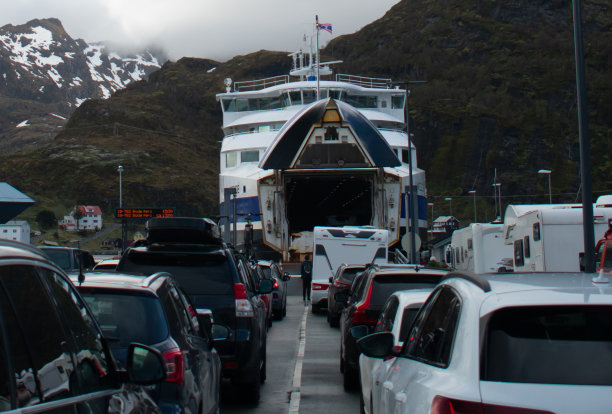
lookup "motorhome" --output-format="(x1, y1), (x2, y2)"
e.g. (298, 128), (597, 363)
(503, 195), (612, 272)
(310, 226), (389, 312)
(446, 223), (513, 273)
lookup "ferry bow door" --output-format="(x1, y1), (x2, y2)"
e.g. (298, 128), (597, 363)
(258, 181), (285, 255)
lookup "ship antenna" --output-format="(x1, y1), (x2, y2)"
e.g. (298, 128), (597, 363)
(315, 15), (320, 100)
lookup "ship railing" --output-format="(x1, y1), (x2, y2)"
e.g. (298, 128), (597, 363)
(335, 74), (393, 89)
(233, 75), (290, 92)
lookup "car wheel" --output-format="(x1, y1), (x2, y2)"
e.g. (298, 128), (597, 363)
(260, 342), (267, 383)
(282, 298), (287, 316)
(359, 389), (366, 414)
(243, 372), (261, 403)
(312, 303), (319, 314)
(343, 365), (359, 391)
(329, 314), (340, 328)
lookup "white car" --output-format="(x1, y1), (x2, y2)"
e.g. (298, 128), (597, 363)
(359, 271), (612, 414)
(311, 278), (330, 313)
(358, 289), (432, 414)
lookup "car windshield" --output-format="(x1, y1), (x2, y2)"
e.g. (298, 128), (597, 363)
(482, 305), (612, 385)
(81, 291), (169, 348)
(42, 249), (72, 271)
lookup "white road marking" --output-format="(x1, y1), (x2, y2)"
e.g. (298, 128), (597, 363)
(288, 305), (309, 414)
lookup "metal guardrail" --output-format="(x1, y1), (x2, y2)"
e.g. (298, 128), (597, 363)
(394, 248), (409, 264)
(233, 75), (290, 92)
(336, 74), (393, 89)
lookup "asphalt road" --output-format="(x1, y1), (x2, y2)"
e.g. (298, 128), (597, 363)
(221, 277), (359, 414)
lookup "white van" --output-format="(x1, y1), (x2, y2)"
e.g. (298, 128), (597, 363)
(310, 226), (389, 312)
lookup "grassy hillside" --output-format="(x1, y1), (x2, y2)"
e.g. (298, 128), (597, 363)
(0, 0), (610, 226)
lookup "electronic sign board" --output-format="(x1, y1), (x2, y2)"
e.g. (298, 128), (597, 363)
(115, 208), (175, 219)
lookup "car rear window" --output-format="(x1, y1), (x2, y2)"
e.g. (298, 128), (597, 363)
(482, 306), (612, 385)
(369, 274), (440, 308)
(119, 250), (234, 295)
(341, 268), (363, 282)
(81, 291), (169, 347)
(42, 249), (72, 271)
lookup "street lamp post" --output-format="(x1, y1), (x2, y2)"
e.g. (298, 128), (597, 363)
(445, 197), (452, 216)
(117, 165), (124, 208)
(538, 169), (552, 204)
(117, 165), (126, 254)
(492, 183), (501, 221)
(468, 190), (476, 223)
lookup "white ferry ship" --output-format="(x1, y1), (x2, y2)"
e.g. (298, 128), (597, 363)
(216, 39), (427, 262)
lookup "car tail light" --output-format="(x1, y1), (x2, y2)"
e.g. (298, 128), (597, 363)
(234, 283), (254, 317)
(351, 286), (375, 325)
(312, 282), (329, 290)
(163, 349), (185, 385)
(273, 280), (279, 288)
(333, 280), (351, 289)
(431, 396), (554, 414)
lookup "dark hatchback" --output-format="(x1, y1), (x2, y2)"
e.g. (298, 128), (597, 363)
(327, 264), (366, 327)
(116, 217), (272, 403)
(71, 271), (224, 414)
(258, 260), (289, 320)
(338, 265), (448, 390)
(0, 240), (166, 413)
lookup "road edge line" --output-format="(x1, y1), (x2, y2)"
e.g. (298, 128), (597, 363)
(288, 305), (308, 414)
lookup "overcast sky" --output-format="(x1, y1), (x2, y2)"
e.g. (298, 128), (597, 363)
(4, 0), (400, 61)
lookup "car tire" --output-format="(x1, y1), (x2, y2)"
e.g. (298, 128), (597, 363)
(343, 365), (359, 391)
(359, 389), (366, 414)
(260, 340), (267, 384)
(243, 372), (261, 403)
(282, 301), (287, 317)
(329, 313), (340, 328)
(312, 303), (319, 314)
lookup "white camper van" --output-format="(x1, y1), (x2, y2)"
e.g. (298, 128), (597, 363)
(310, 226), (389, 312)
(504, 196), (612, 272)
(447, 223), (513, 273)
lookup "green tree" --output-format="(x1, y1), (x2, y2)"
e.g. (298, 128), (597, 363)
(36, 210), (56, 229)
(73, 207), (83, 231)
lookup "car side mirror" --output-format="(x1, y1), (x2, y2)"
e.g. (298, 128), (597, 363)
(357, 332), (395, 359)
(350, 325), (369, 340)
(125, 343), (166, 384)
(334, 291), (349, 306)
(258, 278), (273, 293)
(196, 308), (214, 338)
(283, 272), (290, 281)
(211, 324), (230, 341)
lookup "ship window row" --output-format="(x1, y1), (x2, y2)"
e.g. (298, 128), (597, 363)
(221, 91), (405, 112)
(392, 147), (412, 164)
(224, 150), (261, 168)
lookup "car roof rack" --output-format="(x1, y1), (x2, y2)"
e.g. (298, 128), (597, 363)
(146, 217), (222, 245)
(440, 271), (492, 293)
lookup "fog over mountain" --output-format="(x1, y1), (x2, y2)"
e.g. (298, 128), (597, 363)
(0, 18), (166, 152)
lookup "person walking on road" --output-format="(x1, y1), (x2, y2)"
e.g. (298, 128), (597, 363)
(301, 254), (313, 305)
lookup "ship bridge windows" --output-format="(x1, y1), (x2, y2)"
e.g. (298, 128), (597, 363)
(241, 151), (260, 163)
(344, 94), (378, 108)
(391, 94), (405, 109)
(225, 151), (238, 168)
(222, 94), (290, 112)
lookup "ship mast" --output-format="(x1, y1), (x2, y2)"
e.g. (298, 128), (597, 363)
(315, 15), (320, 100)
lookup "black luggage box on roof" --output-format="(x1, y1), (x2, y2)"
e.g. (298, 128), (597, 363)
(146, 217), (222, 245)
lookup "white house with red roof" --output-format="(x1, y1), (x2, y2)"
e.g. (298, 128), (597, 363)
(59, 205), (103, 231)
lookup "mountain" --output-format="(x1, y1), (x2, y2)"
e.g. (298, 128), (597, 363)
(0, 1), (610, 224)
(0, 18), (166, 152)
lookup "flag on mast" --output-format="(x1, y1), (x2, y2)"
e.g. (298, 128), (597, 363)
(317, 23), (333, 34)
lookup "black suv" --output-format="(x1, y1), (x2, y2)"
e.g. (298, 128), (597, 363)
(116, 217), (272, 402)
(72, 271), (224, 414)
(0, 240), (166, 412)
